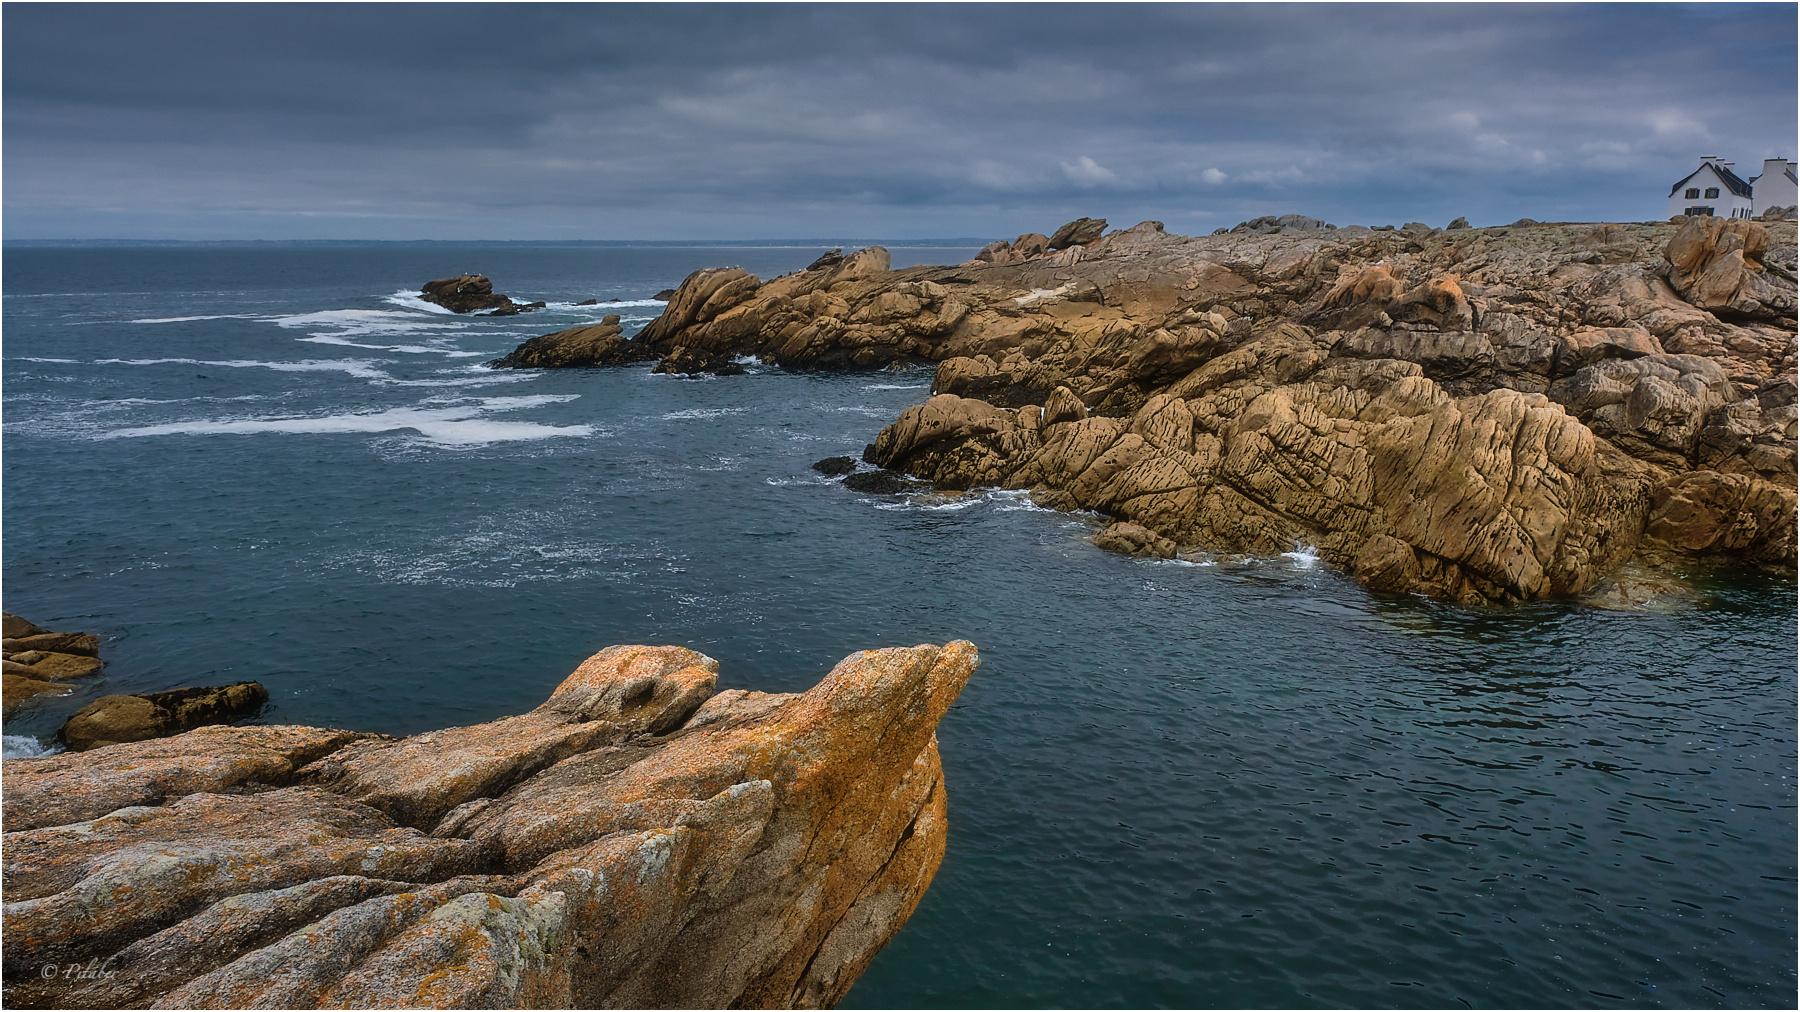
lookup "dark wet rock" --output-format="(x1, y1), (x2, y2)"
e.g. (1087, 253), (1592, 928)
(1048, 217), (1109, 250)
(654, 288), (678, 300)
(575, 298), (599, 305)
(812, 456), (857, 476)
(842, 470), (927, 494)
(487, 319), (649, 369)
(419, 275), (518, 314)
(805, 248), (846, 271)
(59, 681), (270, 752)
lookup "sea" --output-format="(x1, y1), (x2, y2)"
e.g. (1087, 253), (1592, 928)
(2, 242), (1794, 1009)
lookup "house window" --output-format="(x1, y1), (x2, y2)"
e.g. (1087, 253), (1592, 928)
(1686, 207), (1716, 217)
(1704, 187), (1720, 198)
(1685, 188), (1701, 199)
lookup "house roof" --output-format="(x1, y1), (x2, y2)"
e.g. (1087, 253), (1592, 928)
(1668, 161), (1755, 199)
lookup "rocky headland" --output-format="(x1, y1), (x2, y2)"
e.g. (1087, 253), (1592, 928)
(1, 641), (976, 1009)
(494, 215), (1798, 604)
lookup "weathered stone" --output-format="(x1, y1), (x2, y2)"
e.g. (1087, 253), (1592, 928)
(58, 682), (272, 752)
(1048, 217), (1109, 250)
(1095, 521), (1177, 559)
(486, 218), (1796, 600)
(0, 642), (978, 1010)
(419, 275), (517, 314)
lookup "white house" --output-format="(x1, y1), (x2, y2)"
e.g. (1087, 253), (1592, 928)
(1748, 158), (1797, 214)
(1667, 157), (1756, 219)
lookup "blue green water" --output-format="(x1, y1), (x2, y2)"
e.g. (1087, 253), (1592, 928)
(3, 244), (1794, 1008)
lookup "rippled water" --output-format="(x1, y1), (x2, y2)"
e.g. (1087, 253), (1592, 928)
(3, 245), (1794, 1009)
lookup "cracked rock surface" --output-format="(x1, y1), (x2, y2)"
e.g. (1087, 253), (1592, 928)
(2, 641), (977, 1009)
(532, 216), (1795, 602)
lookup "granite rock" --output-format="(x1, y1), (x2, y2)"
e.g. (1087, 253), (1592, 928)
(1, 641), (977, 1009)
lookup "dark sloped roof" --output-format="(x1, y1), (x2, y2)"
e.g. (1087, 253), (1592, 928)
(1668, 161), (1755, 199)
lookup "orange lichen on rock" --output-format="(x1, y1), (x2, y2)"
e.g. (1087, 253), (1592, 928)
(0, 641), (978, 1009)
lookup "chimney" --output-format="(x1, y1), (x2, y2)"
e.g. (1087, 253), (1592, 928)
(1765, 158), (1789, 176)
(1721, 161), (1735, 171)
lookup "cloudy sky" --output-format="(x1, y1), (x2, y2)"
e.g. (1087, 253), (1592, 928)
(4, 3), (1794, 240)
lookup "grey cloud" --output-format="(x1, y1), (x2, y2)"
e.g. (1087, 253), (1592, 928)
(5, 3), (1794, 238)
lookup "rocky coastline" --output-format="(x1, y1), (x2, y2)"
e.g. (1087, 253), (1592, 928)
(1, 641), (976, 1009)
(492, 215), (1798, 604)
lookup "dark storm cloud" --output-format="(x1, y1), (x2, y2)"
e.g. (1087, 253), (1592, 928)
(5, 3), (1794, 239)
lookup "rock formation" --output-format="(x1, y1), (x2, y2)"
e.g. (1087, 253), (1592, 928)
(58, 682), (269, 752)
(3, 613), (103, 715)
(489, 216), (1796, 602)
(1, 641), (977, 1009)
(419, 275), (536, 315)
(486, 314), (650, 369)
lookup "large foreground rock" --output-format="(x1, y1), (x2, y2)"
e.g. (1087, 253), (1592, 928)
(1, 641), (977, 1009)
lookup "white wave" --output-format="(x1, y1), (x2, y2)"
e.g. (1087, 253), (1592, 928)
(382, 291), (458, 314)
(101, 395), (590, 446)
(834, 406), (890, 416)
(127, 314), (261, 324)
(553, 299), (668, 309)
(272, 308), (465, 338)
(661, 407), (749, 420)
(296, 334), (485, 357)
(862, 383), (929, 390)
(13, 357), (82, 364)
(379, 373), (539, 388)
(3, 735), (63, 759)
(1282, 544), (1321, 569)
(93, 357), (392, 380)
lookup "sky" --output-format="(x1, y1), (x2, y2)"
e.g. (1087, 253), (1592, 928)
(4, 2), (1795, 240)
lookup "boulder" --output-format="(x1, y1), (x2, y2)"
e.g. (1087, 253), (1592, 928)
(2, 612), (47, 638)
(419, 275), (517, 314)
(975, 240), (1018, 264)
(488, 321), (644, 369)
(0, 642), (978, 1010)
(1446, 217), (1471, 230)
(1012, 233), (1051, 257)
(59, 681), (270, 752)
(1664, 216), (1793, 318)
(1048, 217), (1109, 250)
(653, 288), (678, 300)
(812, 456), (858, 476)
(1095, 521), (1177, 559)
(805, 248), (846, 271)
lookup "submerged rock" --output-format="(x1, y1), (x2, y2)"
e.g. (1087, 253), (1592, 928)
(842, 470), (926, 494)
(0, 641), (978, 1009)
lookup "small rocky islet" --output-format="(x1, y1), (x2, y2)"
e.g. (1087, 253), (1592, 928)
(491, 212), (1798, 605)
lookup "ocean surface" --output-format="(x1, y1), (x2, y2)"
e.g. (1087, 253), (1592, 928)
(3, 243), (1795, 1009)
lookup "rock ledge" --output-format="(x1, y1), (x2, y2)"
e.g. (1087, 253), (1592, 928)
(1, 641), (977, 1009)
